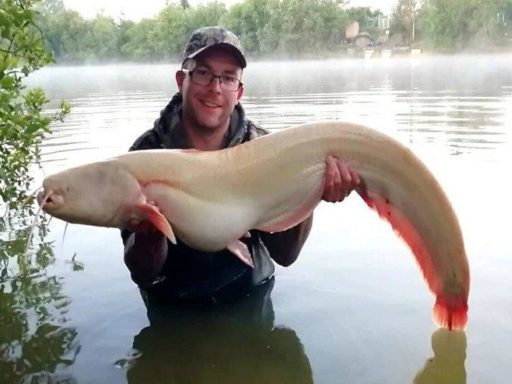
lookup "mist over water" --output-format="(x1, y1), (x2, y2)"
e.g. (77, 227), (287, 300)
(31, 54), (512, 170)
(8, 54), (512, 384)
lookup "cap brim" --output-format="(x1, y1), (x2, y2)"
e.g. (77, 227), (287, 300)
(185, 43), (247, 68)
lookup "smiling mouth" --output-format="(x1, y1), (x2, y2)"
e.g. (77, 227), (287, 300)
(200, 100), (221, 108)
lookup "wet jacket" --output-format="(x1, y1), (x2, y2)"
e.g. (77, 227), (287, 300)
(121, 93), (275, 305)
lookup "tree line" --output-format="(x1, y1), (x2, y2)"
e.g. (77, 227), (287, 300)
(35, 0), (512, 64)
(392, 0), (512, 51)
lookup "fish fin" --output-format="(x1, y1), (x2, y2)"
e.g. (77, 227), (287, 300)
(227, 240), (254, 268)
(356, 184), (468, 330)
(134, 203), (177, 244)
(433, 295), (468, 331)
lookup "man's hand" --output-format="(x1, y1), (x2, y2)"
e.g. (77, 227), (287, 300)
(124, 200), (168, 286)
(322, 155), (361, 203)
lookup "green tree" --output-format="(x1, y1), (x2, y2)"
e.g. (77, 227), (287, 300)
(255, 0), (283, 55)
(391, 0), (420, 44)
(85, 15), (119, 60)
(185, 2), (227, 35)
(221, 0), (273, 55)
(222, 0), (347, 57)
(36, 0), (81, 60)
(24, 0), (512, 63)
(0, 0), (69, 215)
(419, 0), (512, 50)
(464, 0), (512, 47)
(152, 4), (188, 60)
(119, 18), (160, 60)
(270, 0), (347, 56)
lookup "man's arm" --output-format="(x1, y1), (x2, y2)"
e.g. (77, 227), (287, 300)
(258, 216), (313, 267)
(123, 228), (168, 287)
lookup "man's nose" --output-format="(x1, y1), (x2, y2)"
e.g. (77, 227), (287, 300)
(208, 76), (222, 92)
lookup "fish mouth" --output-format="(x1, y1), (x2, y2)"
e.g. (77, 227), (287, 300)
(37, 189), (63, 211)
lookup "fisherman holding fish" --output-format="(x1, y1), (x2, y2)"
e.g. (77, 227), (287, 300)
(121, 26), (361, 306)
(118, 27), (359, 304)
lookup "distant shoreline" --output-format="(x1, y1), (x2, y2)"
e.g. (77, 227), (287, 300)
(44, 48), (512, 67)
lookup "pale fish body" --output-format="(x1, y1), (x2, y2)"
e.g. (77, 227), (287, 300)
(38, 121), (470, 330)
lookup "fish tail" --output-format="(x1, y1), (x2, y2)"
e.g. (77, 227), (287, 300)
(434, 294), (468, 331)
(357, 185), (469, 330)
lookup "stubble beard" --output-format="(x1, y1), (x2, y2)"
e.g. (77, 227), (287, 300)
(183, 101), (230, 135)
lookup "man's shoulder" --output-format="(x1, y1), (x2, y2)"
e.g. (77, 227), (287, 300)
(129, 129), (162, 151)
(130, 95), (181, 151)
(247, 120), (270, 141)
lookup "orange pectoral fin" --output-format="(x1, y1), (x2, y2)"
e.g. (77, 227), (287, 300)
(227, 240), (254, 268)
(134, 203), (176, 244)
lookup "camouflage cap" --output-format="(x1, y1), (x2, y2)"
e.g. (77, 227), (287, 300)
(181, 26), (247, 68)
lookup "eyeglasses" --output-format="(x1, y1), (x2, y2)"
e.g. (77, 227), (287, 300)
(182, 68), (243, 92)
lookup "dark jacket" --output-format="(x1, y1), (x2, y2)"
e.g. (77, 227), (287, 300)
(122, 93), (276, 305)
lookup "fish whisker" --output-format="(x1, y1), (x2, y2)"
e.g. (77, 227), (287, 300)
(60, 222), (69, 258)
(21, 186), (43, 209)
(25, 189), (53, 254)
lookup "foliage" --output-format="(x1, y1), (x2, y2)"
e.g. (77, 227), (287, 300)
(186, 2), (227, 35)
(390, 0), (419, 44)
(31, 0), (512, 62)
(0, 0), (70, 216)
(221, 0), (274, 54)
(410, 0), (512, 50)
(152, 4), (189, 60)
(36, 0), (353, 61)
(1, 6), (77, 382)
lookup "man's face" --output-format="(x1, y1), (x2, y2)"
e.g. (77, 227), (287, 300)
(177, 48), (244, 133)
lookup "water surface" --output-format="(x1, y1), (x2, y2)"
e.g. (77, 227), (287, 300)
(2, 54), (512, 383)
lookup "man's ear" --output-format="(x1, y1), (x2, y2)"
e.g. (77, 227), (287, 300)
(176, 70), (185, 91)
(236, 86), (244, 100)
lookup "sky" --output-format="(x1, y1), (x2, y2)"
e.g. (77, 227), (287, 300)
(62, 0), (397, 22)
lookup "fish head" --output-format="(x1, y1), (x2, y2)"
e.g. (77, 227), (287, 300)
(37, 161), (142, 227)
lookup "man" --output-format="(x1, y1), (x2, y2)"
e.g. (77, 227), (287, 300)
(122, 26), (360, 307)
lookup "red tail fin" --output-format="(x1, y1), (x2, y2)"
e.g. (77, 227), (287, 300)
(434, 295), (468, 331)
(357, 186), (468, 330)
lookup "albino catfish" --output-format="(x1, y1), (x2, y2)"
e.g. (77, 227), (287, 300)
(37, 121), (470, 330)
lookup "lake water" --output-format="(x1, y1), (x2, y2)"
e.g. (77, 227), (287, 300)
(2, 55), (512, 383)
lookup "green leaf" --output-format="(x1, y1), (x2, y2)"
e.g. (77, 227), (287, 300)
(0, 0), (69, 214)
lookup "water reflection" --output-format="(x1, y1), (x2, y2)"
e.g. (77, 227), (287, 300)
(0, 218), (80, 383)
(123, 278), (468, 384)
(126, 279), (313, 384)
(414, 329), (467, 384)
